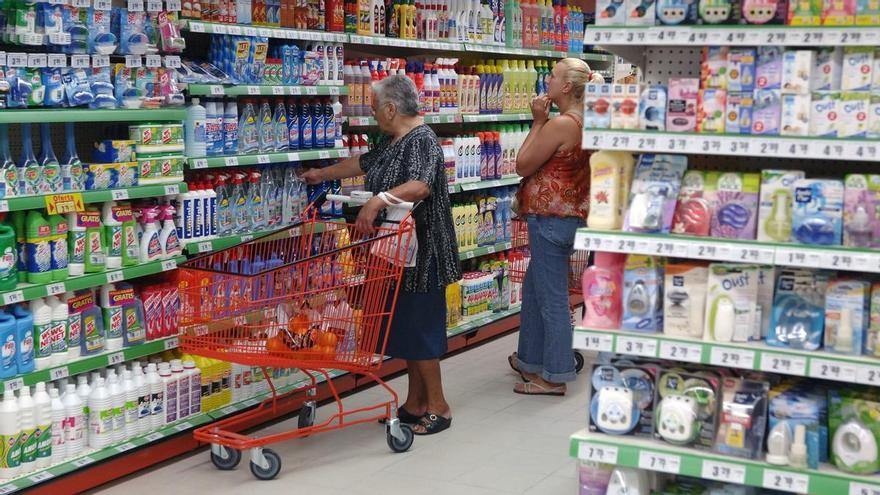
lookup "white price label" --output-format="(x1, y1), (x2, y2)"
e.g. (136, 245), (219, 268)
(850, 482), (880, 495)
(46, 283), (66, 296)
(0, 485), (15, 495)
(688, 243), (719, 259)
(7, 53), (26, 67)
(810, 358), (858, 382)
(106, 271), (125, 283)
(164, 184), (180, 195)
(448, 185), (456, 194)
(3, 377), (23, 392)
(27, 53), (47, 68)
(226, 25), (242, 35)
(857, 364), (880, 386)
(709, 347), (755, 369)
(257, 28), (271, 37)
(145, 55), (162, 68)
(144, 432), (164, 442)
(487, 245), (496, 254)
(190, 158), (208, 169)
(762, 469), (809, 493)
(638, 451), (681, 474)
(659, 341), (703, 363)
(0, 202), (8, 213)
(318, 150), (330, 159)
(243, 27), (257, 36)
(164, 56), (181, 69)
(71, 54), (90, 68)
(71, 0), (90, 6)
(108, 352), (125, 366)
(173, 421), (192, 431)
(2, 291), (24, 305)
(111, 189), (130, 200)
(48, 54), (67, 67)
(115, 442), (136, 453)
(329, 87), (340, 95)
(212, 24), (227, 34)
(465, 250), (475, 259)
(288, 86), (303, 95)
(224, 156), (239, 167)
(578, 443), (618, 464)
(92, 55), (110, 68)
(146, 0), (162, 10)
(306, 87), (318, 95)
(49, 366), (69, 381)
(760, 353), (807, 376)
(70, 455), (96, 467)
(164, 337), (179, 350)
(702, 460), (746, 484)
(125, 55), (142, 68)
(161, 259), (177, 271)
(210, 85), (225, 96)
(220, 406), (236, 415)
(197, 241), (212, 253)
(256, 154), (270, 164)
(240, 235), (253, 242)
(615, 336), (657, 357)
(29, 471), (54, 483)
(287, 153), (300, 162)
(127, 0), (144, 10)
(271, 86), (284, 96)
(247, 86), (260, 95)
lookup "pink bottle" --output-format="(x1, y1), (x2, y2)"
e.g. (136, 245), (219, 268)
(581, 252), (625, 329)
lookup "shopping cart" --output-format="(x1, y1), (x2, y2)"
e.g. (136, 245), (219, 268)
(509, 218), (590, 373)
(178, 194), (417, 481)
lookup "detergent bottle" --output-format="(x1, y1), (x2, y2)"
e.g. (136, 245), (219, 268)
(62, 382), (84, 458)
(19, 124), (40, 196)
(0, 311), (16, 379)
(87, 377), (112, 449)
(66, 212), (85, 277)
(32, 382), (51, 469)
(101, 202), (122, 269)
(0, 124), (19, 197)
(116, 204), (139, 267)
(61, 123), (84, 192)
(0, 223), (17, 291)
(159, 205), (181, 258)
(47, 295), (68, 366)
(82, 209), (105, 273)
(101, 284), (124, 351)
(0, 390), (20, 478)
(119, 284), (145, 347)
(48, 387), (65, 463)
(30, 298), (52, 371)
(48, 214), (68, 281)
(25, 210), (52, 284)
(139, 207), (162, 263)
(10, 212), (26, 283)
(12, 305), (33, 373)
(63, 291), (81, 361)
(38, 124), (61, 194)
(17, 386), (36, 474)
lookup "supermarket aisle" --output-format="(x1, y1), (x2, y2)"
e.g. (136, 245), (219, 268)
(94, 332), (588, 495)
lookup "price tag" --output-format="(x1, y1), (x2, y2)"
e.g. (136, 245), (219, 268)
(760, 353), (807, 376)
(257, 28), (271, 37)
(70, 455), (96, 467)
(125, 55), (142, 68)
(164, 184), (180, 196)
(174, 421), (193, 431)
(306, 87), (318, 96)
(71, 54), (90, 68)
(775, 248), (819, 267)
(709, 347), (755, 369)
(638, 451), (681, 474)
(210, 85), (225, 96)
(659, 341), (703, 363)
(465, 250), (475, 259)
(115, 442), (136, 453)
(3, 377), (23, 392)
(762, 469), (809, 493)
(128, 0), (144, 10)
(212, 24), (227, 34)
(197, 241), (212, 253)
(29, 471), (54, 483)
(574, 333), (614, 352)
(824, 252), (857, 270)
(0, 485), (15, 495)
(189, 22), (206, 33)
(329, 87), (340, 95)
(46, 283), (66, 296)
(857, 364), (880, 386)
(702, 460), (747, 484)
(246, 86), (261, 95)
(92, 55), (110, 68)
(27, 53), (47, 68)
(240, 234), (253, 242)
(190, 158), (208, 169)
(0, 202), (8, 213)
(2, 291), (24, 305)
(287, 153), (300, 161)
(846, 142), (878, 161)
(243, 27), (257, 36)
(164, 337), (179, 350)
(147, 0), (163, 10)
(108, 351), (125, 366)
(161, 259), (177, 271)
(288, 86), (303, 95)
(810, 358), (857, 382)
(224, 156), (239, 167)
(688, 243), (718, 259)
(106, 271), (125, 284)
(850, 482), (880, 495)
(7, 53), (27, 67)
(111, 189), (129, 200)
(578, 443), (618, 464)
(144, 432), (164, 442)
(318, 150), (330, 159)
(615, 336), (657, 357)
(220, 406), (236, 415)
(225, 25), (242, 35)
(48, 54), (67, 67)
(256, 154), (271, 164)
(49, 366), (69, 381)
(271, 86), (284, 96)
(487, 245), (496, 254)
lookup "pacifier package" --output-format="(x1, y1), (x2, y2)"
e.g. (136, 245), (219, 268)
(829, 390), (880, 474)
(757, 169), (806, 243)
(639, 85), (667, 131)
(653, 369), (720, 449)
(623, 154), (688, 234)
(663, 262), (709, 338)
(767, 268), (829, 350)
(589, 363), (658, 437)
(824, 278), (870, 355)
(843, 174), (880, 248)
(703, 263), (760, 343)
(707, 171), (760, 240)
(698, 0), (741, 23)
(792, 178), (844, 246)
(622, 254), (664, 332)
(697, 89), (727, 133)
(741, 0), (787, 23)
(672, 170), (713, 236)
(725, 92), (754, 134)
(714, 377), (769, 460)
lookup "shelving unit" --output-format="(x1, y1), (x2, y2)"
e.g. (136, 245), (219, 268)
(585, 25), (880, 46)
(0, 184), (186, 213)
(0, 108), (186, 124)
(458, 240), (513, 261)
(186, 84), (346, 97)
(187, 148), (350, 168)
(448, 176), (522, 193)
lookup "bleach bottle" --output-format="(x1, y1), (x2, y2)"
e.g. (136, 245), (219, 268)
(63, 292), (81, 361)
(0, 311), (16, 379)
(101, 202), (123, 269)
(0, 224), (18, 290)
(144, 363), (162, 430)
(62, 383), (84, 458)
(10, 212), (26, 282)
(61, 123), (84, 192)
(47, 295), (68, 366)
(48, 387), (65, 463)
(25, 210), (52, 284)
(121, 370), (137, 439)
(19, 124), (40, 196)
(87, 377), (112, 449)
(0, 124), (19, 197)
(100, 284), (124, 351)
(30, 298), (52, 370)
(48, 214), (68, 281)
(17, 386), (36, 474)
(32, 382), (51, 469)
(0, 390), (20, 478)
(12, 305), (33, 373)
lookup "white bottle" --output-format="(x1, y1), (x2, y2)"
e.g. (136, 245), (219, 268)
(100, 284), (123, 351)
(47, 296), (68, 367)
(66, 212), (85, 277)
(185, 98), (207, 159)
(87, 377), (112, 449)
(183, 360), (201, 417)
(170, 360), (188, 421)
(159, 205), (182, 259)
(31, 298), (53, 371)
(130, 363), (149, 435)
(75, 374), (91, 428)
(33, 382), (52, 469)
(62, 292), (81, 362)
(106, 371), (125, 443)
(202, 186), (217, 240)
(62, 383), (84, 457)
(17, 386), (36, 474)
(102, 202), (122, 269)
(144, 363), (162, 431)
(0, 390), (20, 478)
(138, 207), (162, 263)
(48, 386), (65, 464)
(121, 370), (137, 440)
(158, 363), (177, 426)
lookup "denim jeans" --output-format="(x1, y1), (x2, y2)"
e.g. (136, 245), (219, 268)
(517, 214), (584, 383)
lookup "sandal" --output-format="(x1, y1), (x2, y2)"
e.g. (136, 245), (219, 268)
(514, 380), (566, 396)
(378, 406), (422, 425)
(508, 352), (530, 383)
(413, 413), (452, 436)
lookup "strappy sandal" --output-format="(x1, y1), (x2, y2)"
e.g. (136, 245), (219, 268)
(413, 413), (452, 436)
(508, 352), (531, 382)
(514, 380), (566, 396)
(378, 406), (422, 424)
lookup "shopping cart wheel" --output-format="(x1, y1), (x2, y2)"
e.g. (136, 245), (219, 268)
(574, 351), (585, 374)
(210, 444), (242, 471)
(386, 422), (414, 453)
(298, 401), (317, 429)
(249, 448), (282, 481)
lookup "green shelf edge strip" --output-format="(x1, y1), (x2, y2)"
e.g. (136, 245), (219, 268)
(187, 84), (347, 96)
(0, 256), (185, 308)
(446, 305), (521, 339)
(585, 127), (879, 143)
(188, 148), (349, 168)
(448, 176), (521, 193)
(0, 108), (186, 124)
(569, 431), (880, 495)
(0, 183), (187, 213)
(459, 240), (513, 260)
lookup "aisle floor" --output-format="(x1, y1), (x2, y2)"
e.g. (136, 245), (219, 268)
(94, 333), (588, 495)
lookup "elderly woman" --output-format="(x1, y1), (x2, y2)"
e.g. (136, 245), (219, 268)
(302, 74), (460, 435)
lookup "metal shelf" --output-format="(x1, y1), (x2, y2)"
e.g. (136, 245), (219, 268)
(586, 25), (880, 47)
(447, 305), (521, 338)
(188, 148), (349, 169)
(447, 176), (522, 193)
(187, 84), (345, 97)
(458, 240), (513, 260)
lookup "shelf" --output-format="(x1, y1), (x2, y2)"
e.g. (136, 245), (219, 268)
(0, 108), (186, 124)
(186, 20), (349, 42)
(575, 228), (880, 273)
(460, 113), (536, 123)
(447, 304), (521, 338)
(0, 335), (180, 395)
(569, 430), (880, 495)
(347, 113), (538, 127)
(348, 34), (464, 52)
(188, 148), (349, 169)
(447, 176), (521, 193)
(573, 327), (880, 386)
(586, 25), (880, 47)
(0, 256), (184, 308)
(0, 183), (186, 213)
(583, 129), (880, 162)
(458, 240), (513, 260)
(187, 84), (346, 97)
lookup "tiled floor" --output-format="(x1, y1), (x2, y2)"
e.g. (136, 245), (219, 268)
(94, 333), (588, 495)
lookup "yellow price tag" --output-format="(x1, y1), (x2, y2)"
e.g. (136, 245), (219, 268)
(44, 193), (85, 215)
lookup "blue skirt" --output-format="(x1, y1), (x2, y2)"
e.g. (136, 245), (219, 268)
(380, 269), (448, 360)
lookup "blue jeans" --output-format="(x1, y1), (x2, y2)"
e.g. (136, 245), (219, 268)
(517, 215), (584, 383)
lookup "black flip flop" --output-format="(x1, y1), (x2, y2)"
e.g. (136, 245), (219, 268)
(413, 413), (452, 436)
(378, 406), (422, 425)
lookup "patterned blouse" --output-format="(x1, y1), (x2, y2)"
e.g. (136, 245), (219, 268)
(359, 124), (462, 293)
(516, 113), (591, 219)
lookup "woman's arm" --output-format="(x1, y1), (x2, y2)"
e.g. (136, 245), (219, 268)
(300, 154), (363, 184)
(356, 180), (430, 234)
(515, 117), (573, 177)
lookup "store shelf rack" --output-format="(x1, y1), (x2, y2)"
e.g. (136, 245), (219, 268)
(574, 327), (880, 386)
(570, 430), (880, 495)
(0, 183), (186, 213)
(347, 113), (544, 128)
(447, 176), (522, 193)
(187, 20), (349, 42)
(0, 108), (186, 124)
(188, 148), (350, 169)
(581, 129), (880, 162)
(585, 25), (880, 46)
(459, 240), (513, 260)
(447, 305), (522, 339)
(0, 256), (184, 308)
(186, 84), (346, 97)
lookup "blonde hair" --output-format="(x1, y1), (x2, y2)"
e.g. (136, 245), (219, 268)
(557, 58), (605, 100)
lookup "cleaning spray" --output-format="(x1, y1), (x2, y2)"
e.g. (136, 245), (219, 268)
(82, 209), (105, 273)
(139, 207), (163, 263)
(223, 99), (239, 155)
(48, 214), (68, 281)
(273, 98), (288, 151)
(61, 123), (84, 192)
(0, 125), (18, 197)
(38, 124), (61, 194)
(19, 124), (40, 196)
(258, 97), (275, 152)
(159, 205), (181, 258)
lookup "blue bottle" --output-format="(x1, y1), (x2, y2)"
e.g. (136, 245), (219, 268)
(324, 99), (335, 149)
(0, 310), (16, 378)
(0, 124), (18, 198)
(287, 98), (300, 150)
(61, 123), (84, 192)
(12, 305), (34, 373)
(312, 99), (325, 149)
(300, 101), (313, 150)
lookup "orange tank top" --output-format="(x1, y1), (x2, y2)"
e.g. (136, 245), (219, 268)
(516, 113), (591, 219)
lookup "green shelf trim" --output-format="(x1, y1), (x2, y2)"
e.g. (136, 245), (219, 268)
(186, 20), (349, 42)
(447, 176), (521, 193)
(0, 256), (185, 308)
(187, 84), (346, 96)
(458, 240), (513, 261)
(446, 305), (521, 339)
(0, 183), (186, 213)
(569, 430), (880, 495)
(0, 108), (186, 124)
(188, 148), (349, 169)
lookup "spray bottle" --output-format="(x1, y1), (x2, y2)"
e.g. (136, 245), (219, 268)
(139, 207), (163, 263)
(159, 205), (181, 258)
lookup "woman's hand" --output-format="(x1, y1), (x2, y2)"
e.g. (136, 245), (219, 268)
(300, 168), (325, 185)
(530, 96), (551, 124)
(355, 196), (385, 235)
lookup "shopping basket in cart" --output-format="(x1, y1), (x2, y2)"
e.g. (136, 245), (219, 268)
(178, 197), (417, 480)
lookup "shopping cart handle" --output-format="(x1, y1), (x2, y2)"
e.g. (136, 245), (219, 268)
(327, 193), (415, 210)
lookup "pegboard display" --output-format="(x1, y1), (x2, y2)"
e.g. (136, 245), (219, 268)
(642, 47), (700, 85)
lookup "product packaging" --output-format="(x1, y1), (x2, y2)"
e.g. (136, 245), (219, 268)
(842, 47), (874, 92)
(812, 47), (843, 91)
(838, 92), (871, 138)
(767, 386), (828, 470)
(725, 92), (754, 133)
(810, 91), (840, 137)
(787, 0), (822, 23)
(703, 263), (760, 343)
(582, 252), (626, 329)
(623, 154), (688, 234)
(825, 278), (870, 355)
(751, 89), (781, 134)
(698, 0), (740, 23)
(665, 79), (699, 132)
(672, 170), (713, 236)
(857, 0), (880, 24)
(596, 0), (627, 25)
(727, 48), (756, 92)
(656, 0), (698, 23)
(589, 363), (658, 436)
(782, 50), (815, 94)
(584, 84), (613, 129)
(741, 0), (787, 23)
(780, 94), (812, 136)
(626, 0), (657, 24)
(697, 89), (727, 133)
(639, 85), (667, 131)
(868, 283), (880, 357)
(822, 0), (855, 24)
(701, 47), (729, 89)
(767, 268), (829, 350)
(93, 140), (136, 164)
(756, 265), (777, 339)
(756, 46), (783, 89)
(829, 390), (880, 474)
(663, 262), (709, 338)
(611, 84), (640, 129)
(844, 174), (880, 248)
(707, 171), (760, 240)
(622, 254), (664, 332)
(653, 369), (720, 449)
(869, 94), (880, 139)
(714, 378), (769, 459)
(757, 169), (806, 243)
(792, 178), (844, 245)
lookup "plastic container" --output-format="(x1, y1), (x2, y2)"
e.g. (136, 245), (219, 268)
(30, 298), (53, 370)
(0, 124), (19, 198)
(117, 204), (139, 267)
(25, 210), (52, 284)
(144, 363), (162, 430)
(0, 224), (17, 290)
(39, 124), (61, 194)
(48, 214), (69, 281)
(102, 202), (123, 269)
(48, 386), (65, 463)
(184, 98), (207, 158)
(87, 377), (112, 449)
(130, 362), (150, 435)
(47, 295), (68, 366)
(0, 390), (20, 478)
(63, 292), (82, 361)
(159, 205), (182, 258)
(173, 359), (189, 421)
(19, 124), (40, 196)
(77, 291), (106, 356)
(121, 369), (137, 439)
(17, 386), (36, 474)
(159, 362), (177, 425)
(33, 382), (51, 469)
(12, 305), (34, 373)
(183, 360), (201, 417)
(63, 383), (85, 458)
(0, 311), (16, 379)
(106, 371), (125, 443)
(61, 123), (84, 192)
(101, 284), (124, 351)
(81, 209), (105, 273)
(139, 207), (162, 263)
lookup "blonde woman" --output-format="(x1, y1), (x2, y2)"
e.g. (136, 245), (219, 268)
(508, 59), (605, 396)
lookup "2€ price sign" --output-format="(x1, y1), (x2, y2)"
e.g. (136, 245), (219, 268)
(44, 192), (85, 215)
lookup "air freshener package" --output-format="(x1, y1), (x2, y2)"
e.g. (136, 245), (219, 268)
(707, 172), (760, 240)
(792, 178), (844, 246)
(672, 170), (713, 236)
(767, 268), (829, 350)
(757, 169), (805, 243)
(703, 263), (760, 343)
(623, 154), (688, 234)
(622, 254), (664, 332)
(663, 262), (709, 338)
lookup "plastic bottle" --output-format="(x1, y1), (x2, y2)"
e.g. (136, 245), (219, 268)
(101, 202), (122, 269)
(144, 363), (162, 430)
(61, 123), (84, 192)
(45, 214), (68, 282)
(19, 124), (40, 196)
(171, 360), (188, 421)
(33, 382), (51, 469)
(238, 98), (259, 154)
(62, 292), (81, 361)
(87, 377), (112, 449)
(0, 125), (18, 197)
(116, 204), (139, 267)
(29, 298), (52, 371)
(0, 227), (15, 293)
(119, 370), (137, 440)
(100, 284), (123, 351)
(157, 363), (176, 425)
(273, 98), (289, 152)
(17, 386), (36, 474)
(203, 181), (217, 239)
(48, 386), (65, 463)
(230, 173), (248, 234)
(0, 390), (20, 478)
(25, 210), (52, 284)
(10, 306), (33, 377)
(0, 310), (15, 379)
(47, 295), (68, 366)
(300, 99), (313, 150)
(249, 171), (266, 231)
(257, 98), (275, 153)
(286, 98), (301, 150)
(185, 98), (207, 158)
(312, 99), (325, 148)
(139, 207), (163, 263)
(38, 124), (61, 194)
(106, 371), (125, 443)
(205, 98), (224, 157)
(223, 99), (239, 155)
(130, 362), (149, 435)
(158, 205), (182, 258)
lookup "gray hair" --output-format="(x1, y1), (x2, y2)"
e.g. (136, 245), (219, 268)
(372, 74), (420, 117)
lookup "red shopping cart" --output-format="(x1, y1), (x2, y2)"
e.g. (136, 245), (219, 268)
(178, 196), (416, 481)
